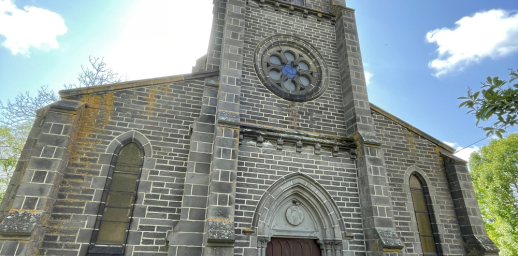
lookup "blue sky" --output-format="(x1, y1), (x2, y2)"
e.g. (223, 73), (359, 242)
(0, 0), (517, 161)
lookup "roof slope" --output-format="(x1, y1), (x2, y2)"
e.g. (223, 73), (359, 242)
(59, 70), (219, 98)
(370, 103), (455, 154)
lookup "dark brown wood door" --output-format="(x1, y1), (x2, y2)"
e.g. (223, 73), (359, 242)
(266, 237), (321, 256)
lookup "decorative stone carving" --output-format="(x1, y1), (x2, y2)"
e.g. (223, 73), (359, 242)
(324, 241), (334, 250)
(257, 135), (264, 147)
(349, 149), (357, 159)
(333, 240), (342, 250)
(285, 204), (304, 226)
(296, 140), (303, 153)
(333, 145), (339, 157)
(277, 138), (284, 150)
(258, 237), (269, 248)
(254, 35), (329, 102)
(314, 143), (321, 155)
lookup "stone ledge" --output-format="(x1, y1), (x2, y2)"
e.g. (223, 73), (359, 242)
(0, 211), (41, 237)
(375, 228), (404, 250)
(466, 235), (499, 255)
(206, 219), (235, 243)
(240, 122), (353, 144)
(48, 100), (85, 113)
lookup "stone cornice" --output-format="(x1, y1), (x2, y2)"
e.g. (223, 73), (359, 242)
(250, 0), (353, 22)
(240, 122), (355, 149)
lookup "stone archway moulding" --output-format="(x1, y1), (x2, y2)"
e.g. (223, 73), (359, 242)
(106, 130), (153, 157)
(252, 172), (350, 256)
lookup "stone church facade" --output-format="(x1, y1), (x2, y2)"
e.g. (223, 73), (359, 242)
(0, 0), (499, 255)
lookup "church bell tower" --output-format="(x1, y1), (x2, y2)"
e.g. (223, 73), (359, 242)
(169, 0), (405, 255)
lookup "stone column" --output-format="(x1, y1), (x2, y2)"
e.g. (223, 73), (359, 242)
(257, 237), (268, 256)
(333, 3), (403, 255)
(0, 100), (84, 256)
(443, 155), (499, 256)
(334, 241), (342, 256)
(167, 80), (219, 256)
(203, 0), (246, 255)
(205, 0), (227, 71)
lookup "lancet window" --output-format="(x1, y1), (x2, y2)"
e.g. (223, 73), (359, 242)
(410, 174), (439, 255)
(89, 142), (143, 255)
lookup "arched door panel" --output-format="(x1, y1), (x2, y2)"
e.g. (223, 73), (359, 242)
(266, 238), (320, 256)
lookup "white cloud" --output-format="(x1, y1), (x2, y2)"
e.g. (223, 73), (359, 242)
(364, 71), (373, 85)
(0, 0), (67, 56)
(443, 141), (480, 162)
(426, 9), (518, 77)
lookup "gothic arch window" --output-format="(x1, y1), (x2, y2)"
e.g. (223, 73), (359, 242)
(89, 142), (144, 255)
(410, 173), (439, 255)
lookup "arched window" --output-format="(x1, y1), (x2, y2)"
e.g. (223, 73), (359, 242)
(410, 174), (438, 255)
(89, 142), (143, 255)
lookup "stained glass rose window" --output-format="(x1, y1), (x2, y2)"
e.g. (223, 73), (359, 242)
(254, 35), (329, 101)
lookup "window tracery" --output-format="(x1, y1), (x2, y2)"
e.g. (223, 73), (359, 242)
(254, 35), (329, 102)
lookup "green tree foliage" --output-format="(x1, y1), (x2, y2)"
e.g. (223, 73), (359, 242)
(459, 69), (518, 138)
(470, 134), (518, 256)
(0, 124), (30, 202)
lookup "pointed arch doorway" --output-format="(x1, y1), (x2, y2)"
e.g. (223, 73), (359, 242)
(253, 173), (349, 256)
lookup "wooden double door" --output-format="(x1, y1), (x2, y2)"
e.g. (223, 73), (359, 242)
(266, 237), (321, 256)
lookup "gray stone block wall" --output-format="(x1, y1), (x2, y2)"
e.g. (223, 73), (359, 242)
(0, 108), (45, 222)
(38, 77), (215, 256)
(242, 2), (346, 136)
(307, 0), (331, 13)
(233, 138), (364, 255)
(371, 109), (466, 256)
(168, 81), (219, 256)
(206, 0), (226, 71)
(0, 99), (85, 256)
(443, 156), (499, 255)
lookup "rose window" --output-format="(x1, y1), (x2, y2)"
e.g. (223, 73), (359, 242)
(254, 35), (329, 102)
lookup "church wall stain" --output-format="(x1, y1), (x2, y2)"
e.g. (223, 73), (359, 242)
(39, 79), (207, 256)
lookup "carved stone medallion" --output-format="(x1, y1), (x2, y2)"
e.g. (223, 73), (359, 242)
(286, 205), (304, 226)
